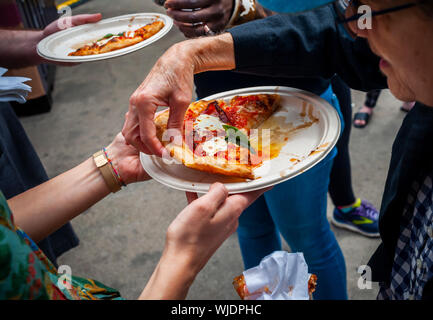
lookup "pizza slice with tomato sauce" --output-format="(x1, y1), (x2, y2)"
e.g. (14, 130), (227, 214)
(68, 20), (164, 56)
(154, 94), (280, 179)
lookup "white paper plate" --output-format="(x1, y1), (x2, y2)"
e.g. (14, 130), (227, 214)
(37, 13), (173, 63)
(140, 86), (341, 194)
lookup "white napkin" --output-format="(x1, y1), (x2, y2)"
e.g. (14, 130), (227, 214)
(0, 68), (32, 104)
(243, 251), (312, 300)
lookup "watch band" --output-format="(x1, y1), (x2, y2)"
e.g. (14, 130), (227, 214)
(93, 150), (122, 193)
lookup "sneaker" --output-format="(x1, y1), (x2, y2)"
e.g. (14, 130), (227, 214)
(331, 199), (380, 238)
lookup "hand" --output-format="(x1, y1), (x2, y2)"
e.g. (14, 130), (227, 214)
(38, 14), (102, 65)
(165, 183), (266, 275)
(105, 132), (151, 185)
(165, 0), (234, 38)
(122, 42), (196, 156)
(139, 182), (268, 299)
(122, 33), (235, 157)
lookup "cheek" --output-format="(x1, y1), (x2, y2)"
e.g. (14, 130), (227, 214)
(386, 70), (416, 102)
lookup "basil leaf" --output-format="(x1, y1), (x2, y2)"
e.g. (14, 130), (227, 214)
(97, 33), (114, 41)
(223, 124), (256, 155)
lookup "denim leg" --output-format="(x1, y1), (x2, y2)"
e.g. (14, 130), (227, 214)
(236, 85), (347, 299)
(264, 152), (347, 300)
(237, 195), (282, 269)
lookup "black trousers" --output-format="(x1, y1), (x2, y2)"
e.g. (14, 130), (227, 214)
(329, 76), (356, 207)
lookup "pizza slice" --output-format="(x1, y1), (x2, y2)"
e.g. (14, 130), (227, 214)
(154, 94), (281, 179)
(232, 273), (317, 299)
(68, 20), (164, 56)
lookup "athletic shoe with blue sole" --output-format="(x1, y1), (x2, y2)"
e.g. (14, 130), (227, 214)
(331, 199), (380, 238)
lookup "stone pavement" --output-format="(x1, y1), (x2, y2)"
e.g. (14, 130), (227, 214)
(21, 0), (407, 299)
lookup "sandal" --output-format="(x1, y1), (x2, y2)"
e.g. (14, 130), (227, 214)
(353, 111), (371, 128)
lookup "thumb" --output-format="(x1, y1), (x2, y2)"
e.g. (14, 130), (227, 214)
(71, 13), (102, 26)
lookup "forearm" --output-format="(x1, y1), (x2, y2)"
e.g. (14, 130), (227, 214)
(228, 5), (387, 91)
(0, 29), (44, 68)
(183, 32), (236, 74)
(139, 251), (196, 300)
(8, 157), (110, 242)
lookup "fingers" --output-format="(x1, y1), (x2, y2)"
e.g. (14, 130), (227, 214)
(165, 0), (212, 10)
(122, 110), (153, 154)
(166, 7), (222, 24)
(129, 90), (165, 156)
(189, 183), (228, 217)
(212, 188), (270, 226)
(71, 13), (102, 26)
(167, 98), (190, 131)
(174, 21), (207, 38)
(139, 119), (165, 156)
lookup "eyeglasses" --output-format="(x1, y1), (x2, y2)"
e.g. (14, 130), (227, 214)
(335, 0), (418, 37)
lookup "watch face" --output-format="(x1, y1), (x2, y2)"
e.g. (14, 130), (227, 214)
(94, 154), (108, 167)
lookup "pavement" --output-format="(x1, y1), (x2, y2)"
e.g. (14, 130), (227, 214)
(20, 0), (408, 299)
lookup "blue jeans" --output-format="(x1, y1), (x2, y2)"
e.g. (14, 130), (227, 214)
(237, 86), (347, 300)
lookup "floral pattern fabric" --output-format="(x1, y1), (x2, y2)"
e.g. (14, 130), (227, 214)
(0, 191), (122, 300)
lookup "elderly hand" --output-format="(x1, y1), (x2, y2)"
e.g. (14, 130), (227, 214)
(105, 132), (151, 185)
(122, 34), (235, 156)
(139, 183), (268, 299)
(164, 0), (234, 38)
(122, 41), (196, 156)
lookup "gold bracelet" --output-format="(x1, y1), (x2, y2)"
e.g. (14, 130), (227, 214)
(93, 150), (122, 193)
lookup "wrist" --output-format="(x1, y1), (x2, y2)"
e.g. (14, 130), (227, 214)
(139, 249), (197, 300)
(103, 144), (128, 186)
(28, 30), (45, 66)
(93, 147), (124, 193)
(184, 34), (235, 74)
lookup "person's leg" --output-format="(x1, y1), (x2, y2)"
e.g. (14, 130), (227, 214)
(329, 76), (356, 207)
(328, 80), (380, 237)
(237, 195), (282, 269)
(264, 152), (347, 300)
(260, 86), (347, 299)
(353, 89), (381, 128)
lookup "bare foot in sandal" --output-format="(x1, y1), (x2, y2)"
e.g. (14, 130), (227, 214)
(353, 105), (374, 128)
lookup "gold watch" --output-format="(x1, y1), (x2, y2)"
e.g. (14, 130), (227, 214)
(93, 150), (122, 193)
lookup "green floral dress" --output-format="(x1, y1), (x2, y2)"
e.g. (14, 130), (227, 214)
(0, 192), (123, 300)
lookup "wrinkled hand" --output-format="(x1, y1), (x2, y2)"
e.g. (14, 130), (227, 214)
(165, 0), (234, 38)
(164, 183), (267, 275)
(106, 132), (151, 185)
(122, 42), (195, 156)
(39, 14), (102, 65)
